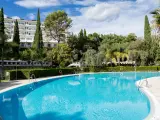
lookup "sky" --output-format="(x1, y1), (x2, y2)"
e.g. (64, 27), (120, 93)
(0, 0), (159, 36)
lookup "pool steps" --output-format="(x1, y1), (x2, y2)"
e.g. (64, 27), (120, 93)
(138, 77), (149, 88)
(29, 74), (37, 90)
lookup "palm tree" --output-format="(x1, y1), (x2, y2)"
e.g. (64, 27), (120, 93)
(151, 9), (160, 34)
(106, 50), (116, 66)
(106, 50), (129, 66)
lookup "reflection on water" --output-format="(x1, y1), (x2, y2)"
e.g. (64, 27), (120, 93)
(0, 72), (158, 120)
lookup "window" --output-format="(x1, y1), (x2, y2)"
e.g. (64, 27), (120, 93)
(48, 44), (51, 48)
(28, 43), (31, 46)
(21, 43), (24, 47)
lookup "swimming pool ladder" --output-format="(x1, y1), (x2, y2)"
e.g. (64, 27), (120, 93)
(30, 74), (37, 83)
(138, 77), (149, 88)
(29, 74), (37, 90)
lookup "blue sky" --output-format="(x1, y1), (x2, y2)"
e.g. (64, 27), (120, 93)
(0, 0), (159, 36)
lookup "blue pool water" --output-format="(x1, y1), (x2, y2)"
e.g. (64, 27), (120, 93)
(0, 72), (159, 120)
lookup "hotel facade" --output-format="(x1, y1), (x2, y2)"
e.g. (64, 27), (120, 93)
(4, 17), (58, 48)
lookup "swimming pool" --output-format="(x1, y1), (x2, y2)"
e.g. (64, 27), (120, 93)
(0, 72), (159, 120)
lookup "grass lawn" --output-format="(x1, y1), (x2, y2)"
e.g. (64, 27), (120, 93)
(0, 80), (9, 82)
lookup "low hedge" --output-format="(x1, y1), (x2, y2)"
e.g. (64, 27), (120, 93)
(6, 68), (77, 80)
(6, 66), (160, 80)
(82, 66), (160, 72)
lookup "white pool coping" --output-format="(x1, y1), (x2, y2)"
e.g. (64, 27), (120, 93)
(136, 77), (160, 120)
(0, 73), (160, 120)
(0, 74), (78, 94)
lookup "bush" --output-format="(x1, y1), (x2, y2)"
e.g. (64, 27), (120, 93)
(82, 66), (160, 72)
(7, 68), (77, 80)
(6, 66), (160, 80)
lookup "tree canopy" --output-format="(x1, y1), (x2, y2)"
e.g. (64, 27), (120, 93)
(44, 10), (72, 43)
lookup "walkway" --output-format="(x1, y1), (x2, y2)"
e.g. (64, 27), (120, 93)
(0, 80), (29, 91)
(147, 77), (160, 103)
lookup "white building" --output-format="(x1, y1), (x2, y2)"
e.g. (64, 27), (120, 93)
(4, 17), (58, 48)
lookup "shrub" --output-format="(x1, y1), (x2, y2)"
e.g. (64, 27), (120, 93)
(7, 68), (77, 80)
(82, 66), (160, 72)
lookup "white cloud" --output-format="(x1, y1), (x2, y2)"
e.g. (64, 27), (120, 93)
(14, 0), (101, 8)
(4, 14), (20, 20)
(12, 16), (21, 19)
(26, 13), (35, 20)
(15, 0), (60, 8)
(14, 0), (159, 36)
(69, 0), (158, 36)
(80, 3), (120, 21)
(64, 0), (100, 5)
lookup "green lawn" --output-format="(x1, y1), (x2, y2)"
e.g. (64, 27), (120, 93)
(0, 80), (9, 82)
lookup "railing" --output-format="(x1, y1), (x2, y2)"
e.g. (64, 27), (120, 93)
(30, 74), (37, 83)
(138, 76), (149, 88)
(0, 60), (52, 67)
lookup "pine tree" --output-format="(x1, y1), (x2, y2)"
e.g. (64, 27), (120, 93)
(12, 19), (20, 57)
(32, 9), (43, 50)
(144, 15), (151, 42)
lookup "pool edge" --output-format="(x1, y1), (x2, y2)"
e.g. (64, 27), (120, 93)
(136, 78), (160, 120)
(1, 73), (160, 120)
(0, 74), (78, 94)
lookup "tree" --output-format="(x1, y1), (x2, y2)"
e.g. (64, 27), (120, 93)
(128, 40), (143, 50)
(95, 51), (106, 66)
(50, 44), (72, 67)
(67, 30), (89, 61)
(32, 9), (43, 50)
(0, 8), (4, 35)
(0, 8), (5, 80)
(151, 9), (160, 33)
(44, 10), (72, 43)
(88, 32), (102, 51)
(20, 49), (31, 60)
(125, 33), (137, 42)
(78, 29), (88, 52)
(140, 51), (149, 66)
(12, 20), (20, 58)
(144, 15), (151, 43)
(0, 8), (5, 46)
(155, 48), (160, 65)
(84, 49), (97, 71)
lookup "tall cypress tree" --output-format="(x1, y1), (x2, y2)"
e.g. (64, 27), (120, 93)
(0, 8), (5, 46)
(0, 8), (5, 80)
(84, 29), (87, 38)
(144, 15), (151, 42)
(32, 9), (43, 50)
(12, 19), (20, 57)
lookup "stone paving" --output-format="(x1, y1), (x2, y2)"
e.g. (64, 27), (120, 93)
(0, 80), (29, 91)
(147, 77), (160, 103)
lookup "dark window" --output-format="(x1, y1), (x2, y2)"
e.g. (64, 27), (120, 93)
(48, 44), (51, 48)
(21, 43), (24, 47)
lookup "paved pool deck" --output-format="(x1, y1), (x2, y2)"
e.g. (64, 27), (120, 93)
(0, 80), (29, 90)
(147, 77), (160, 103)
